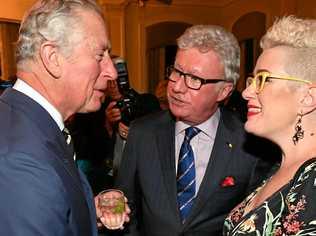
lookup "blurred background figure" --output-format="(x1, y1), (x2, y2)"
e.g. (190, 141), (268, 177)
(105, 58), (161, 176)
(66, 102), (116, 195)
(0, 79), (15, 95)
(154, 79), (169, 110)
(224, 89), (247, 122)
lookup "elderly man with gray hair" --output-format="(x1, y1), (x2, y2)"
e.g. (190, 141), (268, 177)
(0, 0), (118, 235)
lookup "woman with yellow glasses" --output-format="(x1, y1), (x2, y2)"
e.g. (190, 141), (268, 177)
(224, 16), (316, 235)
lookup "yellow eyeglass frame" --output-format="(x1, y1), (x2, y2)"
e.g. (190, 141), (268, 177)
(246, 71), (312, 93)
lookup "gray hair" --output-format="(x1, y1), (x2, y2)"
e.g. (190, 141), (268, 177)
(261, 16), (316, 83)
(177, 25), (240, 86)
(16, 0), (103, 69)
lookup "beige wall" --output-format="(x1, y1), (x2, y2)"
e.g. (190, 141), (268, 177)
(0, 0), (35, 22)
(297, 0), (316, 18)
(101, 0), (310, 93)
(0, 0), (316, 91)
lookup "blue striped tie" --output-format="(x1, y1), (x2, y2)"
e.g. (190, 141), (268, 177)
(177, 127), (200, 222)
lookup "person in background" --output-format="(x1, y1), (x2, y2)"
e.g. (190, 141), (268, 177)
(0, 79), (15, 95)
(224, 16), (316, 235)
(0, 0), (119, 235)
(154, 79), (169, 110)
(105, 79), (161, 176)
(66, 91), (116, 195)
(98, 24), (277, 235)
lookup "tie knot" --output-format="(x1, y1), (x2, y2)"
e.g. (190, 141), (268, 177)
(185, 127), (200, 142)
(62, 127), (72, 145)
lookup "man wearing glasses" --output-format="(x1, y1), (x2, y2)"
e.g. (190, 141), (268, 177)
(111, 25), (275, 235)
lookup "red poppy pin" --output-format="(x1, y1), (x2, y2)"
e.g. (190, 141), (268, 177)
(221, 176), (235, 187)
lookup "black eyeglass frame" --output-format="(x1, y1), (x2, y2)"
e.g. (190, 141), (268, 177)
(167, 65), (230, 90)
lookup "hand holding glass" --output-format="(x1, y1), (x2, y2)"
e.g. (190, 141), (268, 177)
(97, 189), (129, 230)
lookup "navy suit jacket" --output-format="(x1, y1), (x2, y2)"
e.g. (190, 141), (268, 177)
(115, 109), (274, 236)
(0, 89), (97, 236)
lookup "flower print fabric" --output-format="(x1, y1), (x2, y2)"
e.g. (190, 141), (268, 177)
(223, 158), (316, 236)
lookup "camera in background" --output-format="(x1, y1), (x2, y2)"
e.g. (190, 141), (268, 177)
(113, 58), (141, 126)
(112, 58), (161, 126)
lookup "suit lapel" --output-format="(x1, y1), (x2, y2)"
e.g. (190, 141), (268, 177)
(156, 112), (181, 222)
(1, 89), (86, 197)
(47, 140), (86, 195)
(185, 110), (237, 225)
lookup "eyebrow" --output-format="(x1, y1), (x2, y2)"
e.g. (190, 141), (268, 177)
(174, 63), (183, 71)
(254, 69), (271, 74)
(174, 64), (203, 77)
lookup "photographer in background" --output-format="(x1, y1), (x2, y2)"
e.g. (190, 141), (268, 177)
(105, 58), (161, 176)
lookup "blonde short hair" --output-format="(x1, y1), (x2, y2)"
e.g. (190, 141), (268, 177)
(261, 16), (316, 82)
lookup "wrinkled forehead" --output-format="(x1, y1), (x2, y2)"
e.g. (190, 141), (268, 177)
(76, 9), (109, 47)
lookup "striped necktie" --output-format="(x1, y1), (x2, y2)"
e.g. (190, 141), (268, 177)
(177, 126), (200, 223)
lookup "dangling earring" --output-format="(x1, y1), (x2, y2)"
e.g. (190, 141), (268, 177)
(292, 113), (304, 145)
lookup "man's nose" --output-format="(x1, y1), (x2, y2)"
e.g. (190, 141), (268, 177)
(172, 76), (188, 93)
(101, 57), (118, 80)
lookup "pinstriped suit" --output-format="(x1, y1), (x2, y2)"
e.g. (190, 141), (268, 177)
(115, 109), (273, 236)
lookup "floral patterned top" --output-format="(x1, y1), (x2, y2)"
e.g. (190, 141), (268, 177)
(223, 158), (316, 236)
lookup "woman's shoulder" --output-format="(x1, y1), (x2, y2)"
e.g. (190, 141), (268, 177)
(293, 157), (316, 183)
(287, 157), (316, 197)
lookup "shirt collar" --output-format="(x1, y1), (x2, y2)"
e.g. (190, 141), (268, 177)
(13, 79), (64, 131)
(175, 109), (221, 140)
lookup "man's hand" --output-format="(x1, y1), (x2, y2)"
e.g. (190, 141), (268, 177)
(95, 189), (131, 230)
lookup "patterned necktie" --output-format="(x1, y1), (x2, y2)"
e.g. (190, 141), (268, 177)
(62, 127), (76, 161)
(177, 126), (201, 223)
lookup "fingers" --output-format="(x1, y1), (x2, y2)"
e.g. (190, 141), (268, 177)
(100, 209), (130, 230)
(94, 195), (102, 218)
(106, 101), (117, 109)
(106, 101), (121, 123)
(124, 198), (131, 215)
(118, 122), (129, 139)
(99, 214), (124, 230)
(119, 122), (129, 131)
(96, 189), (131, 230)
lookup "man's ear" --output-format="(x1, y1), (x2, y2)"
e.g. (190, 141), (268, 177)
(217, 82), (233, 102)
(300, 85), (316, 115)
(39, 42), (62, 78)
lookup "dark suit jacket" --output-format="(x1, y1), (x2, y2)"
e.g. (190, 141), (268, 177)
(115, 109), (273, 236)
(0, 89), (97, 236)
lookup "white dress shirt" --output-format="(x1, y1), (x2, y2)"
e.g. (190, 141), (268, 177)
(175, 109), (220, 194)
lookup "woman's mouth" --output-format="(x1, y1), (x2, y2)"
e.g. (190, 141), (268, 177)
(247, 104), (262, 117)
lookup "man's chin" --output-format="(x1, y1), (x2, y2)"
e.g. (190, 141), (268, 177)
(170, 107), (188, 119)
(78, 101), (102, 113)
(169, 104), (186, 115)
